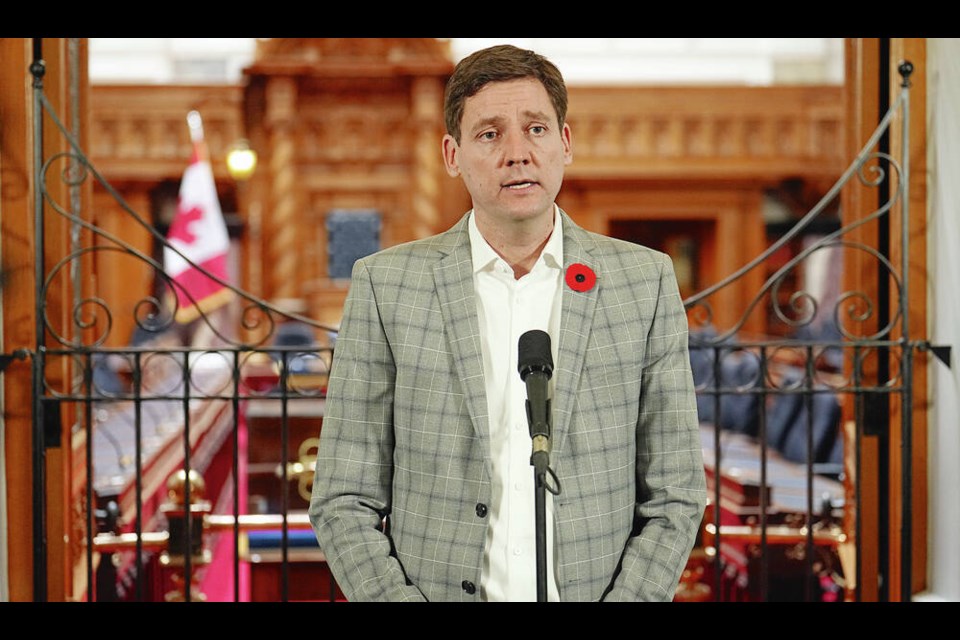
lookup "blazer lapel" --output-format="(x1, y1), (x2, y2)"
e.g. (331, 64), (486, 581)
(432, 215), (492, 453)
(428, 211), (599, 463)
(553, 212), (600, 457)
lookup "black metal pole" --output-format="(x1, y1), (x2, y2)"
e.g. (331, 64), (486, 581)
(875, 36), (891, 602)
(897, 59), (914, 603)
(30, 37), (48, 603)
(532, 454), (548, 602)
(519, 330), (555, 602)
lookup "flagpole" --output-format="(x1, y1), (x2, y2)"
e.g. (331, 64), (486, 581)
(187, 110), (204, 143)
(180, 108), (206, 602)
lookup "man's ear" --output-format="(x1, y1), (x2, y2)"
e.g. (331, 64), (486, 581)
(441, 134), (461, 177)
(562, 122), (573, 166)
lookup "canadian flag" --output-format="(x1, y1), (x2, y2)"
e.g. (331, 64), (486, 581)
(164, 111), (234, 324)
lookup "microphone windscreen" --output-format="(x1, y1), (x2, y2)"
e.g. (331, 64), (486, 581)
(518, 330), (553, 379)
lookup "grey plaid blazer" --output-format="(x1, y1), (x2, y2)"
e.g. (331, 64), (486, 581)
(309, 210), (707, 602)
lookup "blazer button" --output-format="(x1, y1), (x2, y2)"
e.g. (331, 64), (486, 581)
(475, 503), (488, 518)
(462, 580), (476, 595)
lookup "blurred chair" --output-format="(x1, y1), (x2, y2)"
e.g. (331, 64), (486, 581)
(270, 321), (317, 374)
(690, 329), (762, 438)
(766, 371), (842, 476)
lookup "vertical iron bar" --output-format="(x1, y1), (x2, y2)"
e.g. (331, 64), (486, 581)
(280, 351), (290, 602)
(898, 61), (913, 602)
(84, 353), (94, 600)
(803, 345), (815, 602)
(757, 346), (769, 602)
(876, 37), (891, 602)
(711, 345), (722, 600)
(182, 353), (193, 602)
(232, 350), (242, 602)
(67, 38), (82, 348)
(133, 352), (144, 601)
(853, 345), (864, 602)
(30, 37), (48, 603)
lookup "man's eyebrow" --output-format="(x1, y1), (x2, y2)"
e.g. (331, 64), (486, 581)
(520, 109), (552, 123)
(469, 115), (506, 135)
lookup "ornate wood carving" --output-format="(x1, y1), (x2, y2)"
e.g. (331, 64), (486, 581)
(565, 85), (844, 184)
(247, 37), (452, 74)
(242, 38), (453, 320)
(89, 85), (245, 181)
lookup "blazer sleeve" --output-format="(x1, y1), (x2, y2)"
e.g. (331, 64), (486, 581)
(308, 259), (427, 602)
(602, 254), (708, 602)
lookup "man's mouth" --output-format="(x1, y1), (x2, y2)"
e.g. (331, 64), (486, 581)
(503, 180), (537, 190)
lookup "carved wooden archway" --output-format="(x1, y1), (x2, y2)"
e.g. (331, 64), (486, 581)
(240, 38), (455, 329)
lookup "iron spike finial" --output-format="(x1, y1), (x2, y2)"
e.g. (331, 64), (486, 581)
(30, 59), (45, 88)
(899, 60), (914, 87)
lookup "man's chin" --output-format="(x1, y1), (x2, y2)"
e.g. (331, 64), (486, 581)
(494, 197), (555, 220)
(499, 207), (554, 225)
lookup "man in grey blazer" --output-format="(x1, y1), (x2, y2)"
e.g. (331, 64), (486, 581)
(309, 44), (707, 602)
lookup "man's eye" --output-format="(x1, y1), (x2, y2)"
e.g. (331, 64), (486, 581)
(530, 126), (546, 135)
(479, 131), (498, 141)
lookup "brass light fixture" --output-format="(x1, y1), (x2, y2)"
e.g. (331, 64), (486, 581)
(226, 138), (258, 181)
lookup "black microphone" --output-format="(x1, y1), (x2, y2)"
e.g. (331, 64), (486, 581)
(518, 330), (553, 474)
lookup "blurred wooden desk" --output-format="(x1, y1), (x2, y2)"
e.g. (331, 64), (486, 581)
(700, 424), (843, 517)
(244, 397), (325, 514)
(698, 424), (845, 601)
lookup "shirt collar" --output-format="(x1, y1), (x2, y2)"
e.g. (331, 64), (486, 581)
(468, 205), (564, 275)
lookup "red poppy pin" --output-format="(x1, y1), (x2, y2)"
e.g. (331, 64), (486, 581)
(565, 263), (596, 293)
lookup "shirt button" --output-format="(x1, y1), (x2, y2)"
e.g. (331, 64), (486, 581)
(513, 548), (522, 556)
(462, 580), (476, 595)
(475, 503), (488, 518)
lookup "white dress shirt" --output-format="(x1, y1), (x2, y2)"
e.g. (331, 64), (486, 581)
(469, 207), (563, 602)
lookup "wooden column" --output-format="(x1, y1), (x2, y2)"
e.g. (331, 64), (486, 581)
(38, 36), (72, 605)
(0, 36), (90, 602)
(410, 76), (443, 242)
(841, 35), (883, 603)
(264, 76), (299, 302)
(0, 36), (39, 604)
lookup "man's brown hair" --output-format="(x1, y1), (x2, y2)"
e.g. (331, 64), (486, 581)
(444, 44), (568, 143)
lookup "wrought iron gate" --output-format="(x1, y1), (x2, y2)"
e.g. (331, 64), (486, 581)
(22, 47), (927, 602)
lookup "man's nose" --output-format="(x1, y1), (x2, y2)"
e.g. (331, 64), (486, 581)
(503, 130), (531, 166)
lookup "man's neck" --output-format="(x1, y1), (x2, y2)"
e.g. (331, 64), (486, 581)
(474, 209), (556, 280)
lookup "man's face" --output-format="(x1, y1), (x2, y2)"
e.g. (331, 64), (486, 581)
(442, 78), (572, 228)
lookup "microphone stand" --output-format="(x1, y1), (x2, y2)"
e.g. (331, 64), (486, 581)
(531, 438), (550, 602)
(518, 330), (561, 602)
(528, 401), (560, 602)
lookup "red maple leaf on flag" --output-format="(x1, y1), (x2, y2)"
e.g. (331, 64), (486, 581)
(162, 111), (236, 327)
(167, 205), (203, 245)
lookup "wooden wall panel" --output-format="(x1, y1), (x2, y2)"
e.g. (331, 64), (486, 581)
(0, 36), (38, 604)
(841, 36), (883, 603)
(0, 36), (93, 603)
